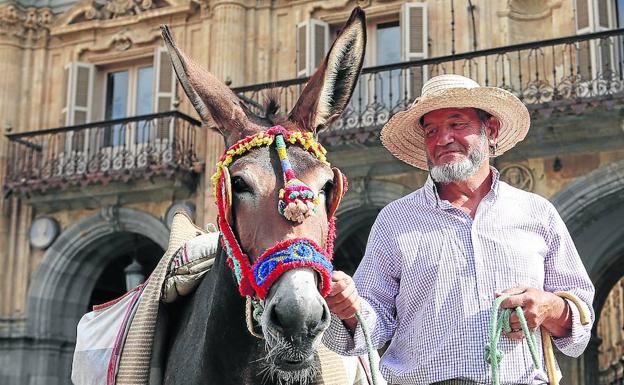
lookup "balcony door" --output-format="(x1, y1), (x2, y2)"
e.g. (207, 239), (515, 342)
(103, 65), (154, 149)
(60, 48), (176, 175)
(575, 0), (621, 91)
(327, 3), (427, 132)
(375, 21), (402, 112)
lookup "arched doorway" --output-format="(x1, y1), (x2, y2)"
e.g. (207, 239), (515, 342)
(552, 159), (624, 384)
(88, 232), (163, 310)
(333, 179), (412, 275)
(25, 207), (169, 384)
(334, 208), (380, 275)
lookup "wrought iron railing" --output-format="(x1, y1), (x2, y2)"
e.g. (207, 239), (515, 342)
(233, 28), (624, 146)
(4, 111), (201, 195)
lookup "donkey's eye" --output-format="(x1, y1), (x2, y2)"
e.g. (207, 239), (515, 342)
(232, 176), (252, 194)
(319, 180), (334, 196)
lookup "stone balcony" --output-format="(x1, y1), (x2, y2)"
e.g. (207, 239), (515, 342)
(3, 111), (202, 208)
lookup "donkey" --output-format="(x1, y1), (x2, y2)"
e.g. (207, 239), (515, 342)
(160, 8), (368, 385)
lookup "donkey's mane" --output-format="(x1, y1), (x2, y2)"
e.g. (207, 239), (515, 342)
(263, 89), (281, 122)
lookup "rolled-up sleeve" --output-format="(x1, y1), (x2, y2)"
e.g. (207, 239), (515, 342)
(323, 209), (401, 356)
(543, 204), (595, 357)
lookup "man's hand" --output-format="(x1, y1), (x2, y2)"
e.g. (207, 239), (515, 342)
(326, 271), (361, 332)
(498, 287), (572, 340)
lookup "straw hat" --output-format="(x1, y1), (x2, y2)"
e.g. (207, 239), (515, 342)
(380, 74), (530, 170)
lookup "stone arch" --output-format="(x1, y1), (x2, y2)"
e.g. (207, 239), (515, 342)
(333, 179), (412, 274)
(551, 159), (624, 382)
(26, 207), (169, 341)
(552, 159), (624, 314)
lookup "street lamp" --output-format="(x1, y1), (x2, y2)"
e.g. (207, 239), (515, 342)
(124, 258), (144, 291)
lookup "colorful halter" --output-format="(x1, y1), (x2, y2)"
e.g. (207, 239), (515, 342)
(212, 126), (342, 299)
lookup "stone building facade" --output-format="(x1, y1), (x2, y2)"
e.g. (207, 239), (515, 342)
(0, 0), (623, 384)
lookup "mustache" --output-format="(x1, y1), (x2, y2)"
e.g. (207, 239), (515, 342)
(435, 143), (467, 155)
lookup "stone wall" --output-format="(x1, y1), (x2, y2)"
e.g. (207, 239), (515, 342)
(0, 0), (622, 384)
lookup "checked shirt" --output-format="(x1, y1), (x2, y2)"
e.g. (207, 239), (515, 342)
(323, 168), (594, 385)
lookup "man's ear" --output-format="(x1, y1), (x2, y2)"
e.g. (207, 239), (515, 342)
(485, 116), (501, 143)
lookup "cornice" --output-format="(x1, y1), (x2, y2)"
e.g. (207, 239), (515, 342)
(50, 0), (195, 35)
(314, 2), (401, 24)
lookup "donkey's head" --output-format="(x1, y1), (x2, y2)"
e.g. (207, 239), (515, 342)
(162, 8), (365, 383)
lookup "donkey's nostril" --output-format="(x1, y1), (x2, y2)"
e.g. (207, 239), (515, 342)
(268, 303), (284, 333)
(309, 301), (330, 337)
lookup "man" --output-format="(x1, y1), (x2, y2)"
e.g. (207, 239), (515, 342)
(322, 74), (595, 385)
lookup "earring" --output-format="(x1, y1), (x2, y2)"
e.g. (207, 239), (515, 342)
(489, 142), (498, 157)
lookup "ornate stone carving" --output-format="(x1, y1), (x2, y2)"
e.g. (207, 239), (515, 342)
(500, 164), (534, 191)
(105, 0), (153, 18)
(101, 206), (121, 232)
(0, 4), (53, 40)
(65, 0), (168, 24)
(112, 30), (133, 51)
(499, 0), (562, 21)
(349, 176), (371, 205)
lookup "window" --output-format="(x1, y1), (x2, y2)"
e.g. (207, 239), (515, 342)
(327, 3), (427, 120)
(62, 47), (175, 156)
(376, 21), (401, 110)
(102, 65), (154, 147)
(296, 19), (329, 77)
(104, 69), (129, 147)
(575, 0), (619, 79)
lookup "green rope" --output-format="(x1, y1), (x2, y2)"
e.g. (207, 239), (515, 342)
(485, 294), (541, 385)
(355, 311), (380, 385)
(251, 298), (264, 322)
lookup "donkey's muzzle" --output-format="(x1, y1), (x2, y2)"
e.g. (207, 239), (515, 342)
(251, 239), (333, 299)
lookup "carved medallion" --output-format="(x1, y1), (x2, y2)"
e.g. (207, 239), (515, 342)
(500, 164), (534, 191)
(29, 217), (60, 249)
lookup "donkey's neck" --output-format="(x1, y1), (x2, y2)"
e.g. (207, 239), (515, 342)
(202, 248), (268, 384)
(164, 247), (268, 385)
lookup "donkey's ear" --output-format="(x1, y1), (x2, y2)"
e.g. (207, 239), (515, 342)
(160, 25), (262, 145)
(288, 7), (366, 133)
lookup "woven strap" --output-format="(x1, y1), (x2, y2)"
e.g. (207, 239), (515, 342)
(116, 212), (206, 385)
(317, 344), (350, 385)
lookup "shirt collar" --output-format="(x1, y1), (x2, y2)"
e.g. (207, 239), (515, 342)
(423, 166), (501, 208)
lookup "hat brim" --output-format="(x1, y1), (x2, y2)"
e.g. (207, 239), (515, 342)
(380, 87), (530, 170)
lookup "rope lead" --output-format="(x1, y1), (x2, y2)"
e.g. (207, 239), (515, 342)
(485, 294), (541, 385)
(356, 311), (380, 385)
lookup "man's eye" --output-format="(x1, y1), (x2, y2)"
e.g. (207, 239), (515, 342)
(450, 122), (469, 129)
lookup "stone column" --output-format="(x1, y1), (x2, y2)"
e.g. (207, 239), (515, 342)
(200, 1), (247, 225)
(0, 4), (51, 316)
(210, 0), (246, 85)
(0, 5), (26, 316)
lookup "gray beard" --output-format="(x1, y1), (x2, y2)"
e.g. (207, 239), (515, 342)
(428, 140), (488, 183)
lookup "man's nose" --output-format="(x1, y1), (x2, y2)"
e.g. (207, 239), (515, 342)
(435, 126), (454, 146)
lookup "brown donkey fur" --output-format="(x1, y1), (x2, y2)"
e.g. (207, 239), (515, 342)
(161, 8), (368, 385)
